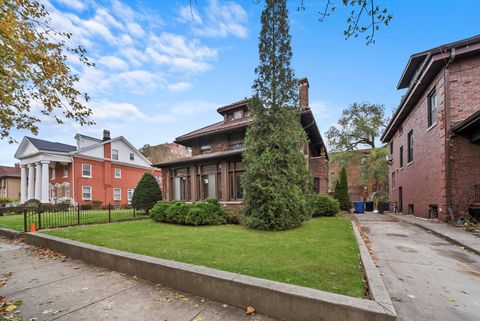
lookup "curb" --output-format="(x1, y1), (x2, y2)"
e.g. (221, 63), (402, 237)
(0, 227), (23, 239)
(24, 232), (396, 321)
(388, 215), (480, 256)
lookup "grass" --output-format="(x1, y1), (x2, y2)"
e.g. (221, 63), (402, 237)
(45, 216), (365, 297)
(0, 209), (147, 231)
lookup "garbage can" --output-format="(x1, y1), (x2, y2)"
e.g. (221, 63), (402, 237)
(365, 201), (374, 212)
(354, 201), (365, 214)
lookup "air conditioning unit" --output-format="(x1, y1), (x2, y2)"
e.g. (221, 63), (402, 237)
(386, 155), (393, 165)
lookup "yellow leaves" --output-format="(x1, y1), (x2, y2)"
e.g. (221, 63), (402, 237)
(4, 304), (17, 312)
(245, 305), (256, 315)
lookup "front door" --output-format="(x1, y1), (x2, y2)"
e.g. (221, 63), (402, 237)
(398, 186), (403, 213)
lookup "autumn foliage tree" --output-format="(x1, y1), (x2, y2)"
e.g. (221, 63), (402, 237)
(0, 0), (94, 143)
(242, 0), (311, 231)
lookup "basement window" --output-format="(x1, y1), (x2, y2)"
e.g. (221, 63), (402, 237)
(408, 204), (414, 215)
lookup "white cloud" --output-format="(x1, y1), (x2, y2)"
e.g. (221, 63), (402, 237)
(54, 0), (86, 11)
(98, 55), (129, 70)
(167, 82), (192, 93)
(127, 22), (144, 37)
(180, 0), (248, 38)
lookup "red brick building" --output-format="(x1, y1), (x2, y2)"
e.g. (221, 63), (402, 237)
(382, 35), (480, 221)
(156, 78), (329, 204)
(14, 130), (159, 205)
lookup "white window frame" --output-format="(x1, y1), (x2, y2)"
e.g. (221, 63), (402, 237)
(82, 164), (92, 178)
(63, 165), (68, 178)
(127, 189), (134, 203)
(113, 188), (121, 201)
(112, 149), (119, 160)
(82, 186), (92, 200)
(65, 184), (70, 198)
(50, 167), (55, 180)
(114, 168), (122, 178)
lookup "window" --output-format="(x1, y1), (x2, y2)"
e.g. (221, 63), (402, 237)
(50, 168), (55, 180)
(65, 184), (70, 198)
(114, 168), (121, 178)
(112, 149), (119, 160)
(82, 164), (92, 177)
(234, 110), (242, 119)
(399, 146), (404, 168)
(200, 138), (212, 154)
(407, 130), (414, 163)
(389, 141), (394, 155)
(313, 177), (320, 193)
(113, 188), (121, 201)
(63, 165), (68, 178)
(82, 186), (92, 200)
(130, 153), (134, 161)
(408, 204), (414, 215)
(127, 189), (134, 203)
(391, 172), (396, 189)
(57, 185), (62, 198)
(229, 134), (244, 150)
(428, 90), (437, 127)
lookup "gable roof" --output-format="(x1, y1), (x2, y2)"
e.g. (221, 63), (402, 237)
(0, 166), (20, 178)
(216, 98), (250, 114)
(175, 117), (252, 143)
(26, 137), (77, 153)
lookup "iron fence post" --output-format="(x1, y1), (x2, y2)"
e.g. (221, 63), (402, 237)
(108, 203), (111, 223)
(37, 203), (41, 230)
(23, 208), (27, 232)
(77, 204), (80, 225)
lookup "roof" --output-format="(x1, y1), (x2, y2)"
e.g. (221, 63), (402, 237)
(74, 133), (102, 142)
(0, 166), (20, 178)
(382, 35), (480, 143)
(26, 137), (77, 153)
(216, 98), (250, 114)
(398, 34), (480, 89)
(175, 117), (252, 143)
(155, 149), (243, 167)
(452, 110), (480, 144)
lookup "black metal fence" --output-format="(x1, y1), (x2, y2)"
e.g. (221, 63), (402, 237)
(21, 203), (151, 232)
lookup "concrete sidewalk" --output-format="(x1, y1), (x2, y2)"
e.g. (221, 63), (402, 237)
(0, 237), (277, 321)
(388, 214), (480, 255)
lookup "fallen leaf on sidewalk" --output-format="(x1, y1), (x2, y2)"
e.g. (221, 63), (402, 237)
(5, 304), (17, 312)
(448, 297), (456, 302)
(246, 306), (255, 315)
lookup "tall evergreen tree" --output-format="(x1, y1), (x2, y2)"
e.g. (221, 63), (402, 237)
(242, 0), (311, 231)
(132, 173), (162, 212)
(334, 167), (351, 211)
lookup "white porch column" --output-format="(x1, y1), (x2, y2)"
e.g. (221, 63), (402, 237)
(41, 161), (50, 203)
(20, 165), (27, 203)
(35, 163), (42, 200)
(27, 164), (35, 200)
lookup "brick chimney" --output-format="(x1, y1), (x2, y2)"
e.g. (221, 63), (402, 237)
(299, 77), (309, 110)
(103, 129), (111, 141)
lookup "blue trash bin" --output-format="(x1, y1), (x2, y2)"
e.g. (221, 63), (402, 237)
(354, 201), (365, 214)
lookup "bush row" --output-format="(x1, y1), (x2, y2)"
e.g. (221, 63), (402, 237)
(150, 198), (226, 226)
(307, 194), (340, 217)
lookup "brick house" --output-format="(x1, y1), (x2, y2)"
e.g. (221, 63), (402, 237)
(14, 130), (159, 205)
(329, 148), (388, 202)
(156, 78), (329, 204)
(381, 35), (480, 221)
(0, 165), (21, 200)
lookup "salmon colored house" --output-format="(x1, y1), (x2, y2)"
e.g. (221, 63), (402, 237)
(14, 130), (159, 205)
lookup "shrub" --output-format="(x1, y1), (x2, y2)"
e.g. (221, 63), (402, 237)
(132, 173), (162, 211)
(25, 199), (41, 208)
(81, 204), (92, 210)
(150, 199), (226, 226)
(224, 207), (243, 224)
(0, 198), (16, 205)
(91, 200), (103, 209)
(308, 194), (339, 217)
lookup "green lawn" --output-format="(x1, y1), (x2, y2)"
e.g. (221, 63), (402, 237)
(46, 216), (365, 297)
(0, 209), (147, 231)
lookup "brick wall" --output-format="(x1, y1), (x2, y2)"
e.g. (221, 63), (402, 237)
(309, 156), (329, 195)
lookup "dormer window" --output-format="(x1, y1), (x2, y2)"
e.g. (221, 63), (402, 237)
(227, 110), (243, 122)
(200, 138), (212, 154)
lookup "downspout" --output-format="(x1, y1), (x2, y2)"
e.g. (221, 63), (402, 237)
(445, 48), (456, 221)
(71, 156), (75, 205)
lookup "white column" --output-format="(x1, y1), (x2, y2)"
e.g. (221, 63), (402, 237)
(35, 163), (42, 200)
(27, 164), (35, 200)
(20, 165), (27, 203)
(41, 161), (50, 203)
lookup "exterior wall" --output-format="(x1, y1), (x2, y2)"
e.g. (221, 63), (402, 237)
(49, 162), (73, 200)
(309, 156), (329, 195)
(449, 55), (480, 215)
(190, 130), (245, 157)
(388, 71), (447, 219)
(0, 177), (20, 200)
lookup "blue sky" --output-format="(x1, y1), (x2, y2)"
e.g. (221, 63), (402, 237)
(1, 0), (479, 165)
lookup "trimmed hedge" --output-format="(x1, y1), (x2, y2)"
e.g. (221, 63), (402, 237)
(224, 207), (243, 225)
(150, 198), (226, 226)
(308, 194), (340, 217)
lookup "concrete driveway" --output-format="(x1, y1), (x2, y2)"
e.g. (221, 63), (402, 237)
(0, 237), (277, 321)
(356, 214), (480, 321)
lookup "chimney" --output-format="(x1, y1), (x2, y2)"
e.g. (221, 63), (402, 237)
(103, 129), (111, 141)
(299, 77), (309, 110)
